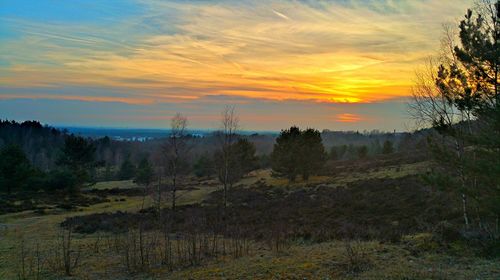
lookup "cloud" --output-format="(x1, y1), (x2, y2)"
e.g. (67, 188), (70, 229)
(335, 113), (363, 123)
(0, 0), (474, 129)
(272, 10), (291, 21)
(0, 95), (410, 131)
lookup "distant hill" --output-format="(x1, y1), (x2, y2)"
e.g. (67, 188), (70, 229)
(1, 120), (427, 173)
(59, 126), (279, 141)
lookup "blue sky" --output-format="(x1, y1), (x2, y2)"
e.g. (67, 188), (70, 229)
(0, 0), (473, 131)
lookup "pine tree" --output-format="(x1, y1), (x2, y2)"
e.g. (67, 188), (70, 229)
(271, 127), (326, 182)
(57, 135), (96, 190)
(411, 1), (500, 231)
(0, 145), (33, 194)
(134, 158), (154, 187)
(299, 128), (327, 180)
(118, 156), (136, 180)
(271, 126), (302, 182)
(357, 145), (368, 159)
(193, 153), (214, 178)
(382, 140), (394, 154)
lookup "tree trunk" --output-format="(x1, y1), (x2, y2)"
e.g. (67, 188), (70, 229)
(462, 193), (469, 229)
(172, 171), (177, 217)
(157, 176), (162, 215)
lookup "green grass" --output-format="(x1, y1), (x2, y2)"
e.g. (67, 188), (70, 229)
(0, 182), (219, 279)
(168, 241), (499, 280)
(3, 162), (496, 279)
(328, 161), (431, 187)
(87, 180), (139, 190)
(247, 161), (431, 189)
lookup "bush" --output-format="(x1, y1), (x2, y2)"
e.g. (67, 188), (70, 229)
(24, 172), (49, 192)
(431, 221), (461, 243)
(117, 157), (136, 180)
(401, 233), (440, 254)
(44, 169), (78, 194)
(342, 240), (373, 274)
(481, 239), (500, 258)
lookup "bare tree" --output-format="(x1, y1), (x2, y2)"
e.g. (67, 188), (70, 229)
(409, 58), (472, 228)
(163, 113), (189, 215)
(409, 16), (480, 229)
(409, 0), (500, 230)
(409, 58), (461, 131)
(217, 106), (239, 210)
(47, 227), (81, 277)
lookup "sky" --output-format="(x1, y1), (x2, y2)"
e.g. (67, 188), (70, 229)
(0, 0), (474, 131)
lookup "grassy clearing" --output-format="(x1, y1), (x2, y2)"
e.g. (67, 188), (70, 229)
(0, 182), (220, 279)
(87, 180), (139, 190)
(328, 161), (431, 187)
(0, 195), (153, 278)
(247, 161), (430, 189)
(1, 161), (495, 279)
(169, 241), (499, 280)
(2, 229), (498, 279)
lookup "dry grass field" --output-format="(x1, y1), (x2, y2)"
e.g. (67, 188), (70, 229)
(1, 161), (498, 279)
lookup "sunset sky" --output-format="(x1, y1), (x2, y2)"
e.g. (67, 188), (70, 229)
(0, 0), (473, 131)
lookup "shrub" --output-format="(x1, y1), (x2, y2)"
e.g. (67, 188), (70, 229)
(342, 240), (373, 274)
(44, 169), (78, 194)
(401, 233), (440, 254)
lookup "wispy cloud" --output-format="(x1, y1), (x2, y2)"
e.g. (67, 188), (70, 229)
(0, 95), (410, 130)
(335, 113), (363, 123)
(272, 9), (291, 21)
(0, 0), (473, 129)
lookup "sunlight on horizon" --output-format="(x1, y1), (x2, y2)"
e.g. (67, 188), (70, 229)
(0, 0), (474, 130)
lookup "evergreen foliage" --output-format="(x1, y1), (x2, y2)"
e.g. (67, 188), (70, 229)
(118, 156), (136, 180)
(134, 157), (154, 187)
(0, 145), (34, 194)
(382, 140), (394, 154)
(271, 126), (326, 181)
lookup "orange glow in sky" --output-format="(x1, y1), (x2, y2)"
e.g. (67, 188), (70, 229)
(335, 113), (363, 123)
(0, 0), (474, 130)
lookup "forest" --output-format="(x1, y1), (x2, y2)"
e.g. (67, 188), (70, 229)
(0, 1), (499, 279)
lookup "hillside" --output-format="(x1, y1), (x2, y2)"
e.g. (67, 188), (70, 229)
(1, 154), (498, 279)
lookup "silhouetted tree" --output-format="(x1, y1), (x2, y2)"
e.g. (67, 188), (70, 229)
(0, 145), (33, 194)
(193, 153), (214, 178)
(271, 127), (326, 181)
(271, 126), (302, 182)
(57, 135), (96, 190)
(44, 169), (78, 193)
(410, 1), (500, 231)
(382, 140), (394, 154)
(339, 145), (348, 160)
(0, 120), (64, 170)
(357, 145), (368, 159)
(215, 138), (258, 187)
(370, 139), (382, 155)
(346, 144), (357, 160)
(258, 154), (271, 169)
(330, 146), (339, 160)
(216, 106), (239, 210)
(118, 156), (136, 180)
(134, 157), (154, 187)
(233, 138), (259, 174)
(163, 113), (190, 213)
(299, 128), (327, 180)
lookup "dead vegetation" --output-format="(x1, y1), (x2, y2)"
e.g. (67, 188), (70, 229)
(1, 156), (498, 279)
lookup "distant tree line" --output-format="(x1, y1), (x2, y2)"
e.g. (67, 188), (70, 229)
(0, 134), (98, 194)
(0, 118), (424, 196)
(328, 139), (395, 161)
